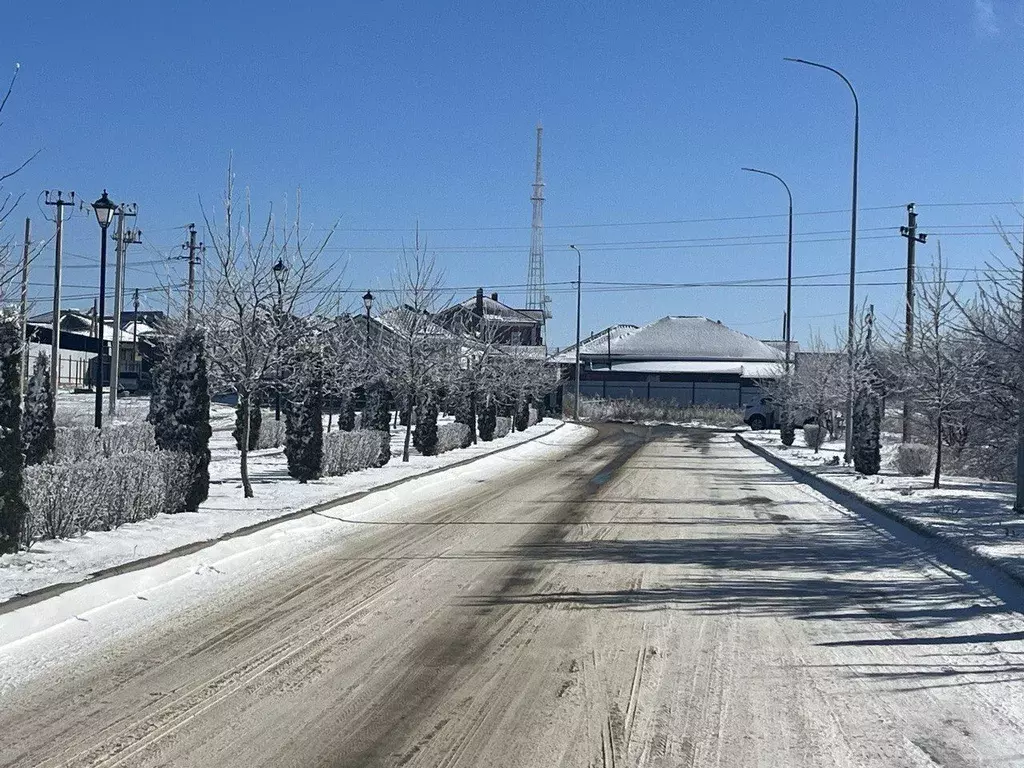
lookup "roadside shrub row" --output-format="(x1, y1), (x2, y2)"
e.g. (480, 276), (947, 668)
(22, 450), (193, 546)
(322, 429), (391, 476)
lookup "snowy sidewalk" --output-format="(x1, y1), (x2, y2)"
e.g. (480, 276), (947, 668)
(0, 420), (573, 605)
(737, 430), (1024, 587)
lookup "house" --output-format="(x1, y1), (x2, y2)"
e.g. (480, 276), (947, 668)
(434, 288), (545, 350)
(550, 316), (787, 407)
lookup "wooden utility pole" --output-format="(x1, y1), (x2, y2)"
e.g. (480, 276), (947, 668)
(44, 191), (74, 393)
(182, 223), (202, 325)
(899, 203), (926, 442)
(19, 218), (30, 393)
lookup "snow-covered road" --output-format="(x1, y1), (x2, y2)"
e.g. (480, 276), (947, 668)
(3, 425), (1024, 767)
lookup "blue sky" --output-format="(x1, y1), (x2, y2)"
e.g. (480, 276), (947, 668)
(2, 0), (1023, 348)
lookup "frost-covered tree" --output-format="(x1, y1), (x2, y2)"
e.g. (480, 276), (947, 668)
(149, 329), (211, 512)
(22, 352), (54, 466)
(233, 392), (261, 451)
(892, 249), (986, 488)
(0, 317), (26, 553)
(381, 245), (458, 462)
(338, 391), (356, 431)
(199, 161), (335, 497)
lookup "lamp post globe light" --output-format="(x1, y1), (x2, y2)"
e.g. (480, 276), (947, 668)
(272, 259), (287, 421)
(363, 289), (374, 326)
(91, 191), (116, 429)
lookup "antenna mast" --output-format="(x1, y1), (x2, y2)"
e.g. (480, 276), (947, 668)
(526, 124), (550, 327)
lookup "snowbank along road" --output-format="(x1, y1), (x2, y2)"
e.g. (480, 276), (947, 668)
(3, 424), (1024, 767)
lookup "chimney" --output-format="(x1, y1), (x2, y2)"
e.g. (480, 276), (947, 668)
(491, 292), (499, 302)
(475, 287), (484, 316)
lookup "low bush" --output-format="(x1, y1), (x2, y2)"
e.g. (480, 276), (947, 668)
(322, 429), (389, 476)
(803, 424), (826, 451)
(528, 406), (539, 428)
(257, 419), (286, 450)
(780, 420), (796, 447)
(495, 416), (512, 439)
(23, 450), (193, 545)
(53, 423), (157, 463)
(437, 423), (470, 454)
(896, 442), (933, 477)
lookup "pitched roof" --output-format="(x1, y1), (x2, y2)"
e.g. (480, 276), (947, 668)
(552, 317), (785, 364)
(607, 317), (785, 361)
(446, 295), (540, 324)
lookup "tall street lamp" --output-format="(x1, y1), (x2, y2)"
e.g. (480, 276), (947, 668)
(785, 57), (859, 464)
(363, 289), (374, 339)
(741, 167), (794, 373)
(569, 245), (582, 423)
(273, 258), (287, 421)
(91, 191), (116, 429)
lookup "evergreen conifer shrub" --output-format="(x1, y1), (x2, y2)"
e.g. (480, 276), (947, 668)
(338, 391), (356, 431)
(853, 388), (881, 475)
(0, 319), (27, 553)
(478, 399), (497, 441)
(22, 353), (56, 466)
(414, 401), (439, 455)
(284, 368), (324, 483)
(514, 397), (530, 432)
(780, 418), (796, 447)
(149, 330), (212, 512)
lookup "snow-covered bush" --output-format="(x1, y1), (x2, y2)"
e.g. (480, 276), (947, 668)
(436, 423), (469, 454)
(803, 424), (826, 451)
(53, 423), (158, 463)
(528, 406), (538, 428)
(257, 419), (286, 449)
(322, 429), (388, 476)
(23, 450), (192, 544)
(495, 416), (512, 439)
(896, 443), (933, 477)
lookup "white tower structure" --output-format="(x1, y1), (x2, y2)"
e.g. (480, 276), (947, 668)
(526, 124), (551, 323)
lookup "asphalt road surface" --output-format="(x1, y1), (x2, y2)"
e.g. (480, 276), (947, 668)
(4, 424), (1024, 767)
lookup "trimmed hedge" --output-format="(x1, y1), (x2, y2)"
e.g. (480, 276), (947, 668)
(322, 429), (390, 476)
(495, 416), (512, 439)
(23, 450), (193, 544)
(54, 423), (157, 463)
(437, 423), (470, 454)
(803, 424), (826, 450)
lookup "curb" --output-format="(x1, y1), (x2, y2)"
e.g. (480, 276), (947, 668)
(1, 421), (572, 616)
(734, 432), (1024, 596)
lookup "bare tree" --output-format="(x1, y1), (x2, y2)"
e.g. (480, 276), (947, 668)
(0, 63), (39, 304)
(197, 162), (335, 496)
(381, 244), (456, 462)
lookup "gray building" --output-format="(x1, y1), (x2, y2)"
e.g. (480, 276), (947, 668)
(551, 316), (786, 407)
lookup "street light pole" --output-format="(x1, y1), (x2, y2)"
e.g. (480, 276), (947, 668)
(569, 245), (582, 422)
(742, 167), (793, 374)
(91, 191), (117, 429)
(785, 57), (859, 463)
(273, 259), (287, 421)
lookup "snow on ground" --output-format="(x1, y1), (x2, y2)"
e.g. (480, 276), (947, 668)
(0, 422), (593, 694)
(741, 429), (1024, 584)
(1, 398), (570, 603)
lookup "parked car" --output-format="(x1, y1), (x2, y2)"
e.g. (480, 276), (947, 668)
(743, 398), (816, 430)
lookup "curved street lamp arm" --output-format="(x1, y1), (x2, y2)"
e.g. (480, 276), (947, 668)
(741, 167), (792, 209)
(783, 57), (858, 116)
